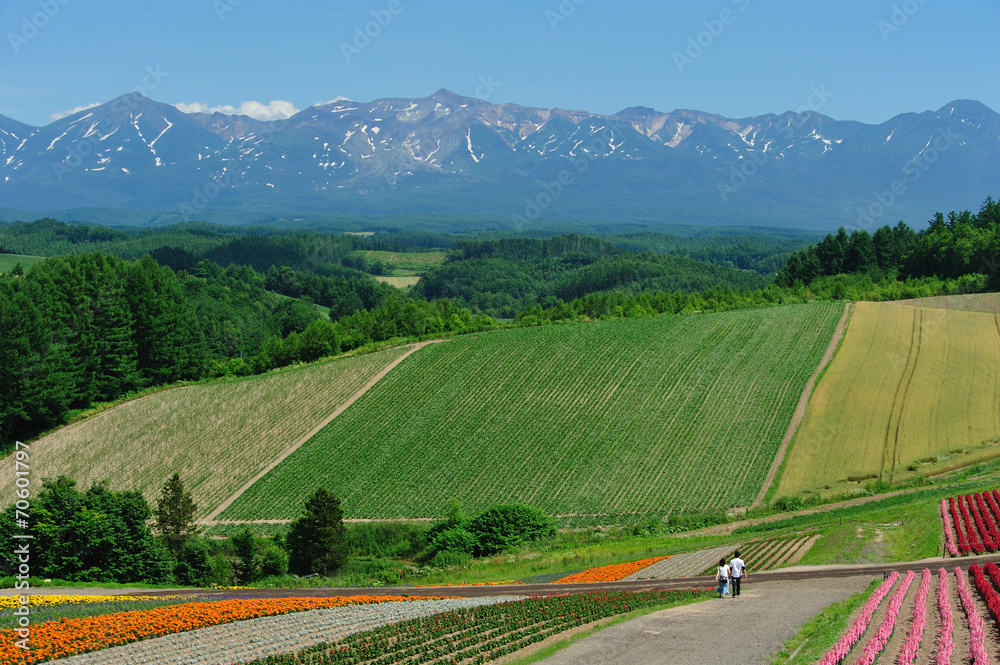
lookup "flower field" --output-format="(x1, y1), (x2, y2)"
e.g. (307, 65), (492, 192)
(238, 589), (711, 665)
(552, 556), (670, 583)
(0, 594), (448, 664)
(819, 565), (1000, 665)
(940, 489), (1000, 556)
(222, 303), (843, 521)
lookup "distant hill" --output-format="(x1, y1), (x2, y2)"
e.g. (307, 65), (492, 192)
(0, 92), (997, 231)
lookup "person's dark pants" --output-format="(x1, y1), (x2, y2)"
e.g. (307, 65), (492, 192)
(731, 576), (742, 596)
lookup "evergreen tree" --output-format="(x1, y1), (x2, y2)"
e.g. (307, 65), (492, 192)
(154, 473), (198, 556)
(286, 488), (348, 576)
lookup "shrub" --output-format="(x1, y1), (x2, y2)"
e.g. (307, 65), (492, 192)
(429, 526), (479, 557)
(466, 504), (556, 556)
(346, 521), (429, 558)
(174, 539), (213, 587)
(260, 545), (289, 578)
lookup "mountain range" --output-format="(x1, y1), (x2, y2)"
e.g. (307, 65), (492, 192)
(1, 90), (998, 230)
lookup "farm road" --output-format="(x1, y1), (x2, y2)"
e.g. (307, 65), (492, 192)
(534, 575), (870, 665)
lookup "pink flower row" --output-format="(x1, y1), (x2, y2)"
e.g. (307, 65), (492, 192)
(955, 566), (990, 665)
(896, 568), (932, 665)
(935, 567), (954, 665)
(941, 499), (959, 556)
(853, 569), (915, 665)
(818, 571), (899, 665)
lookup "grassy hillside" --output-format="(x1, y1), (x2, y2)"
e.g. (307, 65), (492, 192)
(0, 253), (44, 273)
(0, 347), (411, 518)
(220, 302), (843, 521)
(776, 301), (1000, 499)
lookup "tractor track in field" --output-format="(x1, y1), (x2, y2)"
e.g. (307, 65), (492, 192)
(202, 340), (445, 525)
(754, 301), (852, 508)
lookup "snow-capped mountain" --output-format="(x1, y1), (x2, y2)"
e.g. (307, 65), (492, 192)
(1, 91), (998, 229)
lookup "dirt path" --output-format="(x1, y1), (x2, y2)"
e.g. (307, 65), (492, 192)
(202, 340), (442, 524)
(535, 575), (871, 665)
(753, 301), (852, 507)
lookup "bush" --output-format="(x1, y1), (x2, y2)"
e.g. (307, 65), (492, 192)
(772, 496), (805, 512)
(174, 539), (213, 587)
(429, 527), (478, 557)
(346, 521), (428, 558)
(260, 545), (289, 578)
(466, 504), (556, 556)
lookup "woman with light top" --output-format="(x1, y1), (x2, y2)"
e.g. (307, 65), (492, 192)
(716, 557), (730, 598)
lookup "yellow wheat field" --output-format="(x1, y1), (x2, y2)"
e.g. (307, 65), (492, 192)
(0, 347), (410, 518)
(777, 301), (1000, 497)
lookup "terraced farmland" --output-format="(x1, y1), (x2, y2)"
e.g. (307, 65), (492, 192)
(221, 303), (843, 521)
(0, 346), (412, 518)
(776, 302), (1000, 499)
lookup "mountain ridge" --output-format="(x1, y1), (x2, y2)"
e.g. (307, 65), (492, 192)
(1, 90), (997, 230)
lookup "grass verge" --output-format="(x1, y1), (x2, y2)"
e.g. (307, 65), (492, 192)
(769, 578), (879, 665)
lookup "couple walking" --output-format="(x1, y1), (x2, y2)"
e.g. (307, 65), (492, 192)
(716, 551), (746, 598)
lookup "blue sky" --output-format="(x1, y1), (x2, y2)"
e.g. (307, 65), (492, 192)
(1, 0), (997, 127)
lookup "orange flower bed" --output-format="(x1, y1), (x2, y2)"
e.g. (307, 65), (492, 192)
(552, 556), (670, 584)
(0, 594), (453, 664)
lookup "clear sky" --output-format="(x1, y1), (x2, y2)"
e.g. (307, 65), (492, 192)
(1, 0), (997, 127)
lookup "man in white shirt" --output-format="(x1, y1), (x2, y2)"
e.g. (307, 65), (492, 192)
(730, 551), (747, 598)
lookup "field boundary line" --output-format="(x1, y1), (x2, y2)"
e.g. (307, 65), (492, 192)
(202, 340), (444, 524)
(752, 302), (852, 508)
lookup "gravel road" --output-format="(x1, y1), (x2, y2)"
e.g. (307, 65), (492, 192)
(45, 596), (523, 665)
(535, 575), (873, 665)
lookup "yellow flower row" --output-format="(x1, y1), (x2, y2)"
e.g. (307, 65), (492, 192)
(0, 594), (193, 608)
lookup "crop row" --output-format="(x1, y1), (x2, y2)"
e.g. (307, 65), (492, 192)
(223, 303), (843, 521)
(238, 589), (711, 665)
(941, 489), (1000, 555)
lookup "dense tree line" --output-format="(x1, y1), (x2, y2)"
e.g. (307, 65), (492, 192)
(777, 197), (1000, 287)
(416, 234), (771, 318)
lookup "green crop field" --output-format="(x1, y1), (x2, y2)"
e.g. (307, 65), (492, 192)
(0, 346), (411, 518)
(220, 302), (844, 521)
(777, 301), (1000, 499)
(0, 253), (45, 273)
